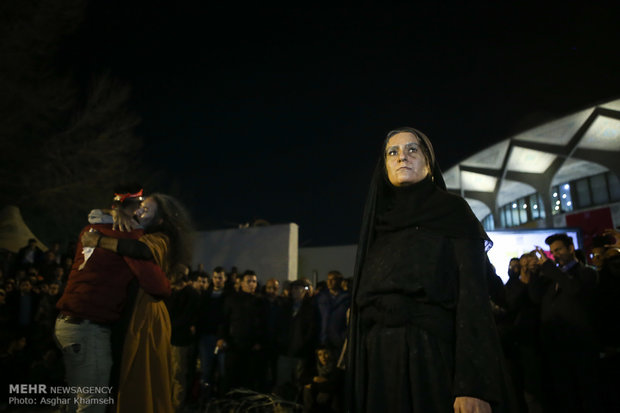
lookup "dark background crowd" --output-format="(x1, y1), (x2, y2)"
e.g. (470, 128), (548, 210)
(0, 238), (351, 413)
(0, 239), (73, 410)
(489, 232), (620, 413)
(1, 229), (619, 413)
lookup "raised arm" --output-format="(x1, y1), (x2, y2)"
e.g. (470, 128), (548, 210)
(81, 230), (170, 297)
(81, 231), (153, 260)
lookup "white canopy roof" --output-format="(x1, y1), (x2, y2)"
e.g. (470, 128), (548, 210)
(445, 98), (620, 220)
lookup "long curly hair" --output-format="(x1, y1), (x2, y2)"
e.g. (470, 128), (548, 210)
(146, 193), (194, 269)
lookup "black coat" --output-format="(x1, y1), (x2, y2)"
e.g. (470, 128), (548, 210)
(348, 134), (515, 413)
(276, 296), (318, 359)
(165, 285), (201, 346)
(529, 260), (598, 348)
(351, 227), (511, 412)
(595, 254), (620, 349)
(218, 291), (267, 351)
(6, 291), (40, 329)
(505, 277), (541, 348)
(196, 288), (229, 335)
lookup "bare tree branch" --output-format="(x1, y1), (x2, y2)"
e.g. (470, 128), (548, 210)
(0, 1), (147, 243)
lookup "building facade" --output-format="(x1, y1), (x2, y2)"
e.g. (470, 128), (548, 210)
(444, 98), (620, 249)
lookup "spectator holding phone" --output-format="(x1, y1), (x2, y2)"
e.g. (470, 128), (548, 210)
(529, 233), (599, 412)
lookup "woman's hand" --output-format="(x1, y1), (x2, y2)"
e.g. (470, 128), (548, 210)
(454, 396), (491, 413)
(111, 208), (138, 232)
(81, 230), (101, 248)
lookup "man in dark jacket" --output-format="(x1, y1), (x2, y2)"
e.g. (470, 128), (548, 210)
(6, 278), (40, 337)
(504, 253), (544, 413)
(316, 271), (350, 353)
(216, 270), (267, 392)
(166, 266), (201, 410)
(196, 266), (228, 399)
(263, 277), (285, 392)
(16, 239), (42, 270)
(274, 279), (318, 401)
(530, 233), (599, 413)
(592, 231), (620, 411)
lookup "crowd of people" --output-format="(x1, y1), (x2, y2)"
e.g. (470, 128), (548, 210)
(0, 235), (353, 412)
(1, 226), (620, 413)
(1, 238), (71, 390)
(0, 124), (619, 413)
(491, 230), (620, 413)
(164, 266), (351, 412)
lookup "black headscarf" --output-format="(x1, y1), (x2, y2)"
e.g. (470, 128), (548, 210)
(346, 126), (492, 411)
(354, 127), (491, 262)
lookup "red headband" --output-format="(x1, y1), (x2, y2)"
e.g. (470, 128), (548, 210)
(113, 189), (144, 203)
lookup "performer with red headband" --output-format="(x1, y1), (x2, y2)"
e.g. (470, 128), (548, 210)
(80, 191), (194, 413)
(55, 184), (171, 413)
(114, 188), (144, 204)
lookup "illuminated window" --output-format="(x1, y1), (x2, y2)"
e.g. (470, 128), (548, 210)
(551, 186), (560, 215)
(576, 178), (591, 207)
(560, 184), (573, 212)
(498, 192), (544, 228)
(482, 214), (495, 231)
(551, 184), (573, 214)
(518, 198), (528, 223)
(511, 204), (520, 226)
(538, 194), (546, 219)
(590, 174), (609, 205)
(529, 193), (540, 219)
(505, 206), (513, 227)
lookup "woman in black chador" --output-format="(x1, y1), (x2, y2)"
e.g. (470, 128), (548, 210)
(347, 127), (514, 413)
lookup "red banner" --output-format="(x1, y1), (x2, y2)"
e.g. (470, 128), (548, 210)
(565, 207), (613, 252)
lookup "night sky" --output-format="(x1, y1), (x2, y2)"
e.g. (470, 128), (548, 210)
(70, 3), (620, 246)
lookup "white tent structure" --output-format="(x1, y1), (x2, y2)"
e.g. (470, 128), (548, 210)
(0, 205), (47, 253)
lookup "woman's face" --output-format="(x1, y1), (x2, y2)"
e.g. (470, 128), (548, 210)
(136, 197), (160, 228)
(385, 132), (430, 186)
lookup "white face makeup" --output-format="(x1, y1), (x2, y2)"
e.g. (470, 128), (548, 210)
(136, 197), (159, 228)
(385, 132), (430, 186)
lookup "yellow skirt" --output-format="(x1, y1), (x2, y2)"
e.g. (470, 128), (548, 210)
(116, 289), (174, 413)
